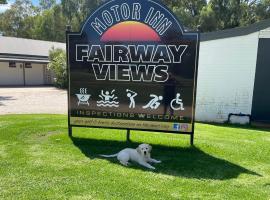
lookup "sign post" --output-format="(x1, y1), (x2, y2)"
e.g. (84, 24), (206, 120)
(67, 0), (200, 145)
(66, 24), (72, 137)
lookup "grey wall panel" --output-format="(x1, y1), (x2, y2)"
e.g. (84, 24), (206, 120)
(251, 38), (270, 122)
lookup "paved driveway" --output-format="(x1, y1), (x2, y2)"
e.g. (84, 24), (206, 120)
(0, 87), (67, 115)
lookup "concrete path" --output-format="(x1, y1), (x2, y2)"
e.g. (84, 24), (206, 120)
(0, 87), (67, 115)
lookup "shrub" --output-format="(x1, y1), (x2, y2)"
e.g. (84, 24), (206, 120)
(48, 47), (67, 88)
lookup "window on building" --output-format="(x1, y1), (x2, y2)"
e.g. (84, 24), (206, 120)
(25, 63), (32, 68)
(9, 62), (16, 68)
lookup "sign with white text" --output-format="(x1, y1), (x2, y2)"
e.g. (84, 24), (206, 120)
(67, 0), (200, 133)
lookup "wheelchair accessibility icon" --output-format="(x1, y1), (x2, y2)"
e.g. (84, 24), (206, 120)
(170, 93), (185, 111)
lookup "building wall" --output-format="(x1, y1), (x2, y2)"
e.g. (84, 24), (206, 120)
(259, 27), (270, 38)
(0, 62), (53, 86)
(195, 32), (259, 122)
(0, 62), (24, 85)
(251, 37), (270, 122)
(24, 63), (44, 85)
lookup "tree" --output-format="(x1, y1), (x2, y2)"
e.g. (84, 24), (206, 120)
(0, 0), (7, 4)
(48, 47), (67, 88)
(162, 0), (207, 30)
(255, 0), (270, 20)
(199, 5), (218, 32)
(0, 0), (36, 37)
(39, 0), (56, 11)
(32, 5), (67, 42)
(61, 0), (80, 24)
(238, 2), (257, 26)
(0, 0), (269, 40)
(207, 0), (261, 30)
(61, 0), (103, 31)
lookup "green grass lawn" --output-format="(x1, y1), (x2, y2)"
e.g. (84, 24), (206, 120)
(0, 115), (270, 200)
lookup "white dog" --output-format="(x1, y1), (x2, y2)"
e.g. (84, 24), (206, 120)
(100, 144), (161, 170)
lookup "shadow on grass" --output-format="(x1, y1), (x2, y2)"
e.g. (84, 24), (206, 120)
(71, 136), (260, 180)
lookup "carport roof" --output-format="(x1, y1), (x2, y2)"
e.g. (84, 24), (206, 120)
(0, 36), (65, 63)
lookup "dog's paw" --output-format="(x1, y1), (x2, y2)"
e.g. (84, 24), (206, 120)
(120, 161), (129, 166)
(156, 160), (162, 164)
(149, 166), (156, 170)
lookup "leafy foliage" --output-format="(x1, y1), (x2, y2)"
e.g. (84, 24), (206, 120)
(199, 4), (218, 32)
(48, 47), (67, 88)
(39, 0), (56, 11)
(256, 0), (270, 20)
(0, 0), (37, 37)
(33, 5), (67, 42)
(0, 0), (269, 42)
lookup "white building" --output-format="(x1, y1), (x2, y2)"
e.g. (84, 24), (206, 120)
(196, 19), (270, 124)
(0, 36), (65, 86)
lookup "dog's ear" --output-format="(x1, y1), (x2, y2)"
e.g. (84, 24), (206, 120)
(136, 146), (142, 154)
(148, 145), (152, 152)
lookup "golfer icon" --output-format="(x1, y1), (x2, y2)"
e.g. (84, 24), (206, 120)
(143, 94), (163, 109)
(170, 93), (185, 110)
(126, 89), (137, 108)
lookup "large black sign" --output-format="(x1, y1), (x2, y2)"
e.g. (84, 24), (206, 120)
(67, 0), (199, 139)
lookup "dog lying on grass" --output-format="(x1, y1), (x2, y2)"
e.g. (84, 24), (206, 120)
(100, 144), (161, 170)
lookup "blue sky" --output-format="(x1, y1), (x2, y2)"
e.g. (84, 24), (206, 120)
(0, 0), (60, 13)
(8, 0), (47, 6)
(30, 0), (40, 6)
(9, 0), (57, 6)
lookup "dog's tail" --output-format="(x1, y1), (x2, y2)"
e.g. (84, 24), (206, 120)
(99, 153), (118, 158)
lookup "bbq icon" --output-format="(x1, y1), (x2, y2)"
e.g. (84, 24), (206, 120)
(76, 88), (91, 106)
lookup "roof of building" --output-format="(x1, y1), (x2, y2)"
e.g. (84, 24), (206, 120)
(201, 18), (270, 41)
(0, 36), (65, 63)
(1, 19), (270, 61)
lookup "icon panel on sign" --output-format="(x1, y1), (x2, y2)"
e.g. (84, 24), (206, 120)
(170, 93), (185, 110)
(97, 89), (119, 107)
(126, 89), (137, 108)
(143, 94), (163, 109)
(76, 88), (91, 106)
